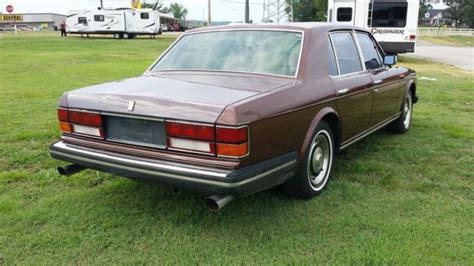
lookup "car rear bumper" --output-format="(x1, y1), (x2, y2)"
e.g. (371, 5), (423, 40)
(50, 141), (298, 197)
(380, 41), (415, 54)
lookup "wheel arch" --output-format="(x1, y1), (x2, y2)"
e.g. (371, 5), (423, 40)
(299, 107), (342, 162)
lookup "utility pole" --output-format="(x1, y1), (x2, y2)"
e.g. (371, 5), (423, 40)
(208, 0), (211, 26)
(245, 0), (250, 23)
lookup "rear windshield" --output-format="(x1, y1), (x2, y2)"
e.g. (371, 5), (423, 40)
(152, 30), (303, 77)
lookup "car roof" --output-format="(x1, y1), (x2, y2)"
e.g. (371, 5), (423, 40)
(186, 22), (369, 34)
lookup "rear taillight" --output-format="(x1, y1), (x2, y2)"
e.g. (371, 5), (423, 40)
(215, 126), (249, 157)
(409, 34), (416, 40)
(165, 121), (249, 158)
(57, 108), (103, 138)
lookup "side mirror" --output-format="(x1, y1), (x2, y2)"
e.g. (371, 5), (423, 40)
(383, 55), (397, 66)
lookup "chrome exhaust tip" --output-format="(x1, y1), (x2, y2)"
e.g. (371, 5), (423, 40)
(205, 195), (235, 211)
(57, 164), (85, 176)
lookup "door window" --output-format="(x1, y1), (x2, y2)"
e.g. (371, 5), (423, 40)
(141, 13), (150, 19)
(328, 39), (338, 76)
(356, 32), (382, 70)
(330, 32), (362, 75)
(94, 15), (104, 22)
(78, 17), (87, 25)
(337, 8), (352, 22)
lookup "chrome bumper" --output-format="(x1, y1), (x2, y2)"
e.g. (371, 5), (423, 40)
(50, 141), (298, 196)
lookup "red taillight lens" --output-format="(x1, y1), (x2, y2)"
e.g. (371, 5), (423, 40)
(216, 127), (248, 143)
(57, 108), (69, 122)
(69, 111), (102, 127)
(409, 34), (416, 40)
(165, 121), (214, 141)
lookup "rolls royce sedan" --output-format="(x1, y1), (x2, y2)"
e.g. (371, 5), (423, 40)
(50, 23), (418, 210)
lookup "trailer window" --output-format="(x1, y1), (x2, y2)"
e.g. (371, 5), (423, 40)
(330, 32), (362, 75)
(78, 17), (87, 25)
(94, 15), (104, 22)
(337, 8), (352, 22)
(371, 2), (408, 28)
(141, 13), (150, 19)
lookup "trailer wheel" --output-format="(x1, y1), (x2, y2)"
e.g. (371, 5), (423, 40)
(123, 33), (130, 39)
(113, 33), (122, 39)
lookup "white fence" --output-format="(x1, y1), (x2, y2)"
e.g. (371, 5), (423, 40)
(417, 27), (474, 36)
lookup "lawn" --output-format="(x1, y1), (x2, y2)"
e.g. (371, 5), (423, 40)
(0, 33), (473, 264)
(419, 35), (474, 47)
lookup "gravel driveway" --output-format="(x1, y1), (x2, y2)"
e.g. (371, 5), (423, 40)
(408, 40), (473, 71)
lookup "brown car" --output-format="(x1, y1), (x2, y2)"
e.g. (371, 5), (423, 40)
(50, 23), (418, 210)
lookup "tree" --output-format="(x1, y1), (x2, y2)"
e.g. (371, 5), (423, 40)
(169, 3), (188, 20)
(285, 0), (327, 22)
(418, 1), (432, 23)
(445, 0), (468, 27)
(142, 0), (169, 13)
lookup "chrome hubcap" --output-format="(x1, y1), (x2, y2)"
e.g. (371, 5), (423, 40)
(403, 94), (412, 129)
(308, 130), (333, 191)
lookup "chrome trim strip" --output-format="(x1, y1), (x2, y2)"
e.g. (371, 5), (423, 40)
(53, 141), (228, 178)
(340, 113), (400, 150)
(146, 28), (305, 79)
(51, 142), (296, 188)
(101, 112), (165, 122)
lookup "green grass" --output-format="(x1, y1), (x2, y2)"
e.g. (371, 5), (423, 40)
(419, 35), (474, 47)
(0, 33), (473, 264)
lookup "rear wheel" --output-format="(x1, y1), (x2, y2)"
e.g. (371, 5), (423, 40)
(282, 121), (334, 199)
(388, 91), (413, 133)
(113, 33), (122, 39)
(123, 33), (130, 39)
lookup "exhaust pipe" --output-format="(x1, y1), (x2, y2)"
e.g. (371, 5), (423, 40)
(205, 195), (235, 211)
(58, 164), (85, 176)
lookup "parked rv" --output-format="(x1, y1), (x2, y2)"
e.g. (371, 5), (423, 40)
(67, 8), (161, 39)
(328, 0), (419, 53)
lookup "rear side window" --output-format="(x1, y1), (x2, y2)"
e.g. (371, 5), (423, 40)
(356, 32), (382, 70)
(141, 13), (150, 19)
(94, 15), (104, 22)
(337, 8), (352, 22)
(78, 17), (87, 25)
(328, 39), (338, 76)
(330, 32), (362, 75)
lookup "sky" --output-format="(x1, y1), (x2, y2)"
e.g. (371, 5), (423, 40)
(0, 0), (268, 22)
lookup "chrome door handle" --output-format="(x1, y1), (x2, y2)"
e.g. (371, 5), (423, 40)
(373, 88), (379, 94)
(372, 80), (383, 86)
(337, 88), (349, 95)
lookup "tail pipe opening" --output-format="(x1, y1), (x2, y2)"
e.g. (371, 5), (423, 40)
(58, 164), (85, 176)
(205, 195), (235, 211)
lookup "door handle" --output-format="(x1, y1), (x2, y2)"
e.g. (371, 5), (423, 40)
(372, 80), (383, 86)
(337, 88), (350, 96)
(373, 88), (379, 94)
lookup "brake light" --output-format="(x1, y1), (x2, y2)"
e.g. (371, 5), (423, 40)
(69, 111), (102, 127)
(216, 126), (249, 157)
(216, 127), (248, 143)
(409, 34), (416, 40)
(57, 108), (103, 138)
(165, 121), (249, 157)
(166, 122), (214, 141)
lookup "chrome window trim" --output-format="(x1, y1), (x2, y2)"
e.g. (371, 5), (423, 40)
(146, 28), (305, 79)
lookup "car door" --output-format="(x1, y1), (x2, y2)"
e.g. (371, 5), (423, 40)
(354, 31), (404, 127)
(329, 31), (373, 142)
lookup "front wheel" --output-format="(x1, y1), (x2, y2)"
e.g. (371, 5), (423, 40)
(113, 33), (122, 39)
(282, 121), (334, 199)
(388, 91), (413, 133)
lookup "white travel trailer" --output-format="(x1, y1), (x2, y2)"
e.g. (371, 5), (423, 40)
(66, 8), (161, 39)
(328, 0), (419, 53)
